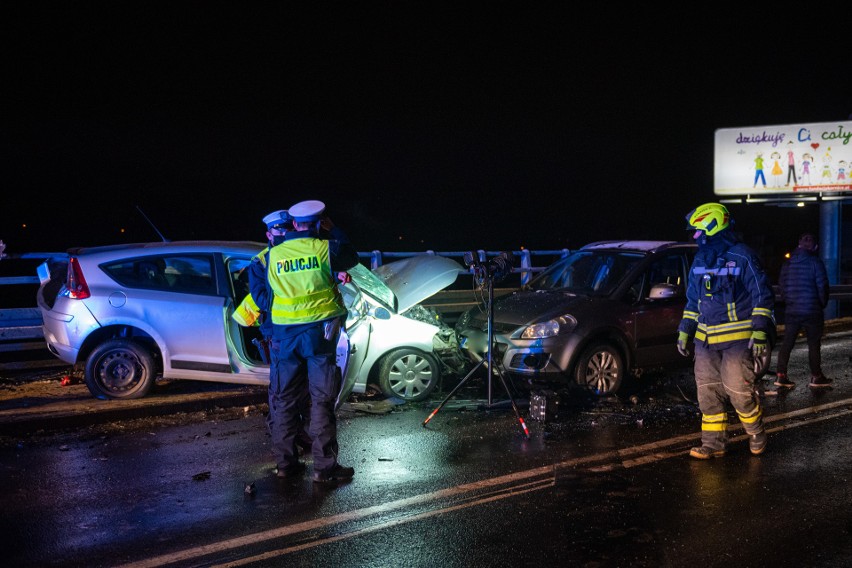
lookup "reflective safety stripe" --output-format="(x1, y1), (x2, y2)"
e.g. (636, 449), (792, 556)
(698, 320), (753, 333)
(693, 266), (742, 276)
(752, 307), (772, 319)
(737, 407), (763, 424)
(683, 310), (699, 321)
(701, 412), (728, 431)
(695, 319), (753, 344)
(695, 329), (753, 343)
(271, 287), (337, 306)
(271, 301), (343, 321)
(726, 302), (737, 321)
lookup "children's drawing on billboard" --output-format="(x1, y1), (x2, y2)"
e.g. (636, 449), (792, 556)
(714, 121), (852, 195)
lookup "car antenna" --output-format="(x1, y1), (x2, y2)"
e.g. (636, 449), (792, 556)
(135, 205), (171, 242)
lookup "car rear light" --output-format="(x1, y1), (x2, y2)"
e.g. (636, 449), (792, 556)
(66, 257), (91, 299)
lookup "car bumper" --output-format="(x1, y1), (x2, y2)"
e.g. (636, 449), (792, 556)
(457, 328), (584, 380)
(40, 306), (100, 365)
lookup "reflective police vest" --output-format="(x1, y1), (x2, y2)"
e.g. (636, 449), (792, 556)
(267, 237), (347, 325)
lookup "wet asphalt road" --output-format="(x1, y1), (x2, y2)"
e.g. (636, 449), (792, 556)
(1, 334), (851, 568)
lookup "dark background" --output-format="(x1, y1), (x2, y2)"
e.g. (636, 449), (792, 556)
(2, 4), (850, 278)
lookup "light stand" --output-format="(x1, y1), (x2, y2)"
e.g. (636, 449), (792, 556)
(422, 256), (530, 439)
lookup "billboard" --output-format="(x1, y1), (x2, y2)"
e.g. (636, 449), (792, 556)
(714, 121), (852, 196)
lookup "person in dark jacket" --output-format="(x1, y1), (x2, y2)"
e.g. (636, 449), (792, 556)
(774, 232), (832, 389)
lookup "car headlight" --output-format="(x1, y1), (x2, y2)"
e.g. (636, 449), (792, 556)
(517, 315), (576, 339)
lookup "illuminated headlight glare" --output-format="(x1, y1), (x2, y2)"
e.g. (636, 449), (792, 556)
(519, 315), (576, 339)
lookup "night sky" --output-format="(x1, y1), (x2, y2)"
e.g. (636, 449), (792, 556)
(2, 4), (850, 269)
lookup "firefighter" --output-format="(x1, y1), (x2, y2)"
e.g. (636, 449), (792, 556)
(259, 200), (360, 484)
(676, 202), (774, 459)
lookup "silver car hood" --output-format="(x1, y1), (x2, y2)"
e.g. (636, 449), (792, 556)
(372, 254), (465, 313)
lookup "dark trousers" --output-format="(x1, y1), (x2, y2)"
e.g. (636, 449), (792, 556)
(776, 312), (824, 377)
(268, 324), (341, 474)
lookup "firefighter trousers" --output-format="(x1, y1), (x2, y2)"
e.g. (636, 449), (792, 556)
(693, 343), (765, 451)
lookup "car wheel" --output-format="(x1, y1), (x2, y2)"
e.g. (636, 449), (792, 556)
(85, 339), (156, 400)
(574, 342), (625, 395)
(377, 348), (440, 402)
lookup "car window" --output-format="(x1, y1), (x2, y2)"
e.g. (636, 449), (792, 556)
(529, 251), (644, 296)
(102, 254), (216, 295)
(646, 255), (686, 292)
(228, 257), (253, 304)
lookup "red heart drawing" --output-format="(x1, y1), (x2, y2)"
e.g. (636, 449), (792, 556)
(811, 143), (820, 150)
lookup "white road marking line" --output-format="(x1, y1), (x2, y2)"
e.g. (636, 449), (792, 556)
(117, 396), (852, 568)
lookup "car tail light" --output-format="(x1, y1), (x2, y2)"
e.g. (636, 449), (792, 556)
(66, 257), (91, 299)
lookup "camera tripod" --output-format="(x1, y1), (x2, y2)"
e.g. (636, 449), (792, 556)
(422, 262), (530, 439)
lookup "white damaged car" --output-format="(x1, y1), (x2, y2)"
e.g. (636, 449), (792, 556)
(36, 241), (467, 406)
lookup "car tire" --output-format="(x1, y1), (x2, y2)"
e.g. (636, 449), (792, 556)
(85, 339), (156, 400)
(377, 348), (440, 402)
(574, 341), (625, 395)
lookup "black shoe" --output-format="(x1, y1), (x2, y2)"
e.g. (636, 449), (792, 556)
(774, 374), (795, 388)
(311, 464), (355, 485)
(809, 375), (833, 388)
(276, 462), (306, 479)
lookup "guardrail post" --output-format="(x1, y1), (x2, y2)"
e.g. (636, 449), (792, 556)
(371, 250), (383, 270)
(519, 249), (532, 285)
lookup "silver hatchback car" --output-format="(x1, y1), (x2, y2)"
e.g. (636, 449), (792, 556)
(37, 241), (466, 405)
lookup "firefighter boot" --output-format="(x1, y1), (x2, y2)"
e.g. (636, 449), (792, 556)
(689, 446), (726, 459)
(749, 430), (767, 455)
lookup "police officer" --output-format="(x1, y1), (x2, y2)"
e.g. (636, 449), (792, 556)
(259, 200), (360, 484)
(237, 210), (313, 464)
(676, 203), (774, 459)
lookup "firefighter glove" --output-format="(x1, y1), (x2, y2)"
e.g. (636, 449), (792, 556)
(748, 330), (768, 358)
(677, 331), (691, 357)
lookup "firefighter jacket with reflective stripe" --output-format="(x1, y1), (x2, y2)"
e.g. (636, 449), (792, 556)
(266, 237), (347, 325)
(678, 242), (775, 349)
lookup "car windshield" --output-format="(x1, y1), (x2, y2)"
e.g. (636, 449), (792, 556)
(526, 250), (645, 296)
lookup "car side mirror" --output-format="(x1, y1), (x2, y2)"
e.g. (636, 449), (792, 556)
(648, 282), (682, 300)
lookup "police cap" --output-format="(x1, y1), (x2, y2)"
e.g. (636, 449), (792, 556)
(289, 200), (326, 223)
(262, 210), (290, 230)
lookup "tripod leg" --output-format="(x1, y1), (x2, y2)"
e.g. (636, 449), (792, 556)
(422, 359), (486, 427)
(490, 364), (530, 439)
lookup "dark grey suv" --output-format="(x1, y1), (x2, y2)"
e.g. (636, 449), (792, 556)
(455, 240), (774, 396)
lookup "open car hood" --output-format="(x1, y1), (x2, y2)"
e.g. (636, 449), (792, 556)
(374, 254), (465, 313)
(349, 254), (465, 314)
